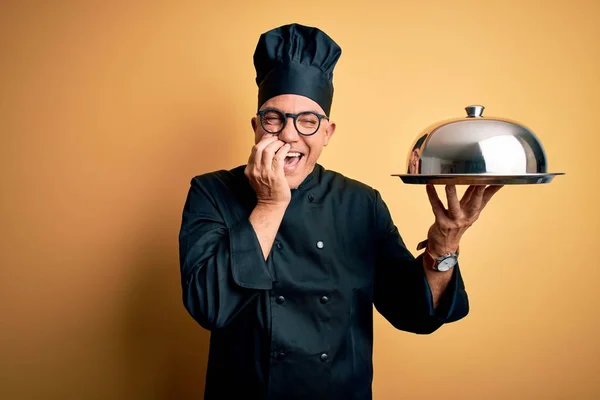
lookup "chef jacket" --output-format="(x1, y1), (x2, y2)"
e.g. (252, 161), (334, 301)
(178, 163), (469, 400)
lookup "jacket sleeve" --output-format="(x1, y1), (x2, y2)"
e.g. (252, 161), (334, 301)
(178, 175), (274, 331)
(372, 190), (469, 334)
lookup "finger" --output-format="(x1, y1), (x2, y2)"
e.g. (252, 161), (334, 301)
(273, 143), (291, 171)
(261, 139), (286, 169)
(251, 136), (279, 167)
(460, 185), (477, 207)
(445, 185), (461, 218)
(254, 134), (279, 152)
(250, 136), (278, 166)
(426, 184), (447, 220)
(466, 185), (487, 212)
(481, 185), (504, 209)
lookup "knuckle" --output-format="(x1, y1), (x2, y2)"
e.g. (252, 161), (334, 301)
(468, 204), (481, 212)
(445, 220), (461, 230)
(250, 167), (260, 176)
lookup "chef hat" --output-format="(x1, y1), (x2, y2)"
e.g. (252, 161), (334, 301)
(253, 23), (342, 116)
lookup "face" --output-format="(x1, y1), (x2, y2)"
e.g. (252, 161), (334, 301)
(408, 149), (421, 174)
(251, 94), (336, 189)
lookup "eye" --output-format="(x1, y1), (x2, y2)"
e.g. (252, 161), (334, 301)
(298, 113), (318, 126)
(262, 111), (284, 125)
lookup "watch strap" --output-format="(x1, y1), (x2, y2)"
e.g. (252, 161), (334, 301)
(417, 239), (459, 258)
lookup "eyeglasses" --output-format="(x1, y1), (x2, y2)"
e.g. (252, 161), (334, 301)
(257, 108), (329, 136)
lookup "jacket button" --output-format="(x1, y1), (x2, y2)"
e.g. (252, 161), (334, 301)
(320, 353), (328, 362)
(316, 240), (324, 249)
(276, 296), (285, 304)
(320, 296), (329, 304)
(276, 242), (283, 250)
(308, 194), (314, 202)
(276, 352), (285, 360)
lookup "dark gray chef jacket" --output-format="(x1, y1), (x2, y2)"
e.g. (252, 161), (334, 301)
(178, 163), (469, 400)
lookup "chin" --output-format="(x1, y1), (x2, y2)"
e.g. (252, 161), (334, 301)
(286, 178), (300, 190)
(285, 171), (308, 189)
(285, 165), (314, 189)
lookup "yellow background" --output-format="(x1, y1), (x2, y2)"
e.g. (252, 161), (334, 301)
(1, 1), (598, 399)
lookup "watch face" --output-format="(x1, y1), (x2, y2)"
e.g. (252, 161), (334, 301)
(437, 257), (457, 272)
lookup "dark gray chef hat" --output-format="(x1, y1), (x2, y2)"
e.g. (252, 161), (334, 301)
(253, 23), (342, 116)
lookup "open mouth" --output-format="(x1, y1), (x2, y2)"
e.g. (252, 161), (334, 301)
(284, 152), (303, 169)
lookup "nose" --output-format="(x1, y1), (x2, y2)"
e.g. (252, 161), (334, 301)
(278, 116), (300, 143)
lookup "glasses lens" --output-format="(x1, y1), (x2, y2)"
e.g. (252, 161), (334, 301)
(261, 110), (284, 133)
(296, 112), (320, 135)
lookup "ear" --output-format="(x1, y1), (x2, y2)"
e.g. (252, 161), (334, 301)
(323, 120), (336, 146)
(251, 116), (258, 132)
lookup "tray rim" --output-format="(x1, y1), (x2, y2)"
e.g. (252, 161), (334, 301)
(391, 172), (565, 177)
(392, 172), (565, 185)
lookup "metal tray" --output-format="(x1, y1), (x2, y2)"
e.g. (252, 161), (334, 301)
(392, 173), (565, 185)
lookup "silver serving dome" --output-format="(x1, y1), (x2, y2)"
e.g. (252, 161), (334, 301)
(394, 105), (564, 185)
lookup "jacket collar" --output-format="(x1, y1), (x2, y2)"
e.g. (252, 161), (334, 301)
(295, 163), (323, 192)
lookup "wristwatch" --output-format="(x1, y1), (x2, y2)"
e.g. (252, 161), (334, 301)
(417, 239), (459, 272)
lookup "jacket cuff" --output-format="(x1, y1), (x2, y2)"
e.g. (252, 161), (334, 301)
(229, 219), (274, 290)
(421, 256), (469, 322)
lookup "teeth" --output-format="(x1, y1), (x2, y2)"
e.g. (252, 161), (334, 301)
(287, 152), (301, 157)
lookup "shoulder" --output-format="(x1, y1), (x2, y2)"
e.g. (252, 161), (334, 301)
(317, 166), (385, 218)
(321, 166), (380, 201)
(184, 165), (251, 207)
(189, 164), (247, 190)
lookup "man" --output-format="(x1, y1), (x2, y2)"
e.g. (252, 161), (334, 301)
(408, 134), (427, 174)
(178, 23), (502, 399)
